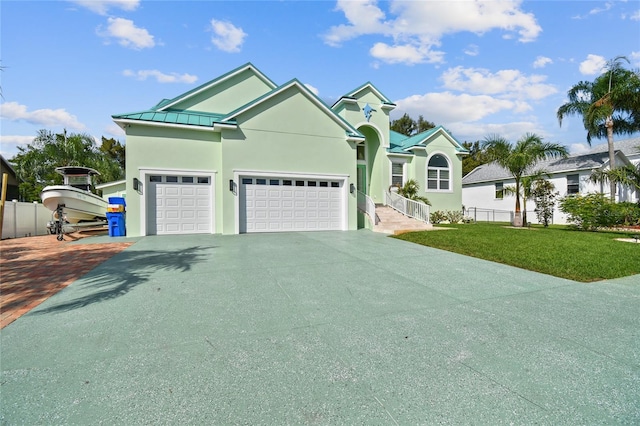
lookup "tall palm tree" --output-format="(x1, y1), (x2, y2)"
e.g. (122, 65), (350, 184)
(504, 169), (550, 225)
(557, 56), (640, 200)
(483, 133), (568, 226)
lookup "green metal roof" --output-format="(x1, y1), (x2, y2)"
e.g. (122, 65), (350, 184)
(387, 126), (469, 154)
(112, 109), (228, 127)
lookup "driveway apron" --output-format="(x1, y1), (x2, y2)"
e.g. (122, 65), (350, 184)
(1, 231), (638, 424)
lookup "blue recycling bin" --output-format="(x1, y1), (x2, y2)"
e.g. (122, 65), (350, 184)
(106, 212), (126, 237)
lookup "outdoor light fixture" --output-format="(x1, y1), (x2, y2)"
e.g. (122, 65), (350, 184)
(350, 183), (356, 194)
(229, 179), (234, 192)
(133, 177), (139, 191)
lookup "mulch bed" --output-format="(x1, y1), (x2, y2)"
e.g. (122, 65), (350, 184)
(0, 232), (132, 329)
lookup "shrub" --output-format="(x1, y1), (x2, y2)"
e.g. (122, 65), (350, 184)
(559, 194), (640, 230)
(445, 210), (464, 224)
(430, 210), (447, 224)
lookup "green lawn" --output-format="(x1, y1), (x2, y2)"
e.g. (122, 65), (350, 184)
(393, 222), (640, 282)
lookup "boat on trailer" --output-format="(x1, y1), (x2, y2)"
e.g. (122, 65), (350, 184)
(41, 166), (108, 240)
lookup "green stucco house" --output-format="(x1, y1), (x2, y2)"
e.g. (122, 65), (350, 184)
(111, 63), (467, 236)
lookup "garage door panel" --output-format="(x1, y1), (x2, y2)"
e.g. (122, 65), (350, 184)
(241, 177), (344, 233)
(150, 177), (212, 235)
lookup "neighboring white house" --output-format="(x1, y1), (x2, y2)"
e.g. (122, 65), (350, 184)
(462, 138), (640, 225)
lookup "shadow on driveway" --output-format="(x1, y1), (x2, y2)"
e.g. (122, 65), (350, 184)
(32, 245), (214, 315)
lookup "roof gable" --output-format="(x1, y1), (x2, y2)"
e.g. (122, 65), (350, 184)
(331, 82), (396, 112)
(388, 126), (468, 154)
(222, 79), (364, 142)
(157, 63), (277, 114)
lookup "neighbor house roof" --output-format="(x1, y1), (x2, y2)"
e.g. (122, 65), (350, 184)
(587, 137), (640, 158)
(462, 138), (640, 185)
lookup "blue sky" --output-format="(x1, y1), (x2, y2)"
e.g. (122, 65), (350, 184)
(1, 0), (639, 159)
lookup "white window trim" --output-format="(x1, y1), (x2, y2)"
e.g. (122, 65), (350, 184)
(566, 174), (580, 195)
(495, 182), (504, 200)
(138, 167), (217, 236)
(390, 159), (407, 188)
(426, 151), (453, 193)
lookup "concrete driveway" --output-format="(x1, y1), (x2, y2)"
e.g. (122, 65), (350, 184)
(1, 231), (638, 424)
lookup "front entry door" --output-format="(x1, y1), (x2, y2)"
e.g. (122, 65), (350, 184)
(356, 164), (367, 194)
(356, 164), (367, 229)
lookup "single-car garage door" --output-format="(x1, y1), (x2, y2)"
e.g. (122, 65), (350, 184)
(240, 177), (345, 233)
(148, 175), (212, 235)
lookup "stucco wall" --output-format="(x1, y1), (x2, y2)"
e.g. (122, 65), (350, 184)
(219, 89), (358, 234)
(124, 125), (222, 236)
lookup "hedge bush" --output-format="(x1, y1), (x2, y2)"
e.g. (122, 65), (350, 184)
(559, 194), (640, 230)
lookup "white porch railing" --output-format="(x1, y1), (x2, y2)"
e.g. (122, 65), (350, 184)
(385, 191), (430, 223)
(357, 191), (378, 225)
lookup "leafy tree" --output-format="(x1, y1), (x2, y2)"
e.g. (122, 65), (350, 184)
(10, 129), (125, 201)
(100, 137), (126, 170)
(461, 141), (489, 176)
(483, 133), (568, 226)
(504, 170), (550, 225)
(531, 179), (558, 227)
(397, 179), (431, 205)
(391, 113), (435, 136)
(557, 56), (640, 200)
(590, 162), (640, 202)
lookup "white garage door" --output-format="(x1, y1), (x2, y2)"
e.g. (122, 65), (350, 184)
(240, 177), (344, 233)
(148, 175), (212, 235)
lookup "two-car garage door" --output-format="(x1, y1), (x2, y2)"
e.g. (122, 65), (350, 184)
(240, 177), (345, 233)
(146, 173), (346, 235)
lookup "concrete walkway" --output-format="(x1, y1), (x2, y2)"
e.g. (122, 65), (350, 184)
(1, 231), (638, 424)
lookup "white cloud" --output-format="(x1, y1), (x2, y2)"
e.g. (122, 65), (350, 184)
(533, 56), (552, 68)
(370, 42), (443, 65)
(440, 66), (557, 100)
(629, 10), (640, 20)
(98, 17), (155, 50)
(0, 102), (85, 129)
(105, 123), (125, 137)
(589, 1), (614, 16)
(123, 69), (198, 84)
(570, 143), (591, 155)
(464, 44), (479, 57)
(304, 84), (319, 96)
(70, 0), (139, 15)
(447, 121), (547, 142)
(629, 51), (640, 67)
(395, 92), (516, 123)
(0, 135), (35, 159)
(579, 54), (607, 75)
(324, 0), (541, 65)
(210, 19), (246, 53)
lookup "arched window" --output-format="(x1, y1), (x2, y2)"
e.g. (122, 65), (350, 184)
(427, 154), (450, 191)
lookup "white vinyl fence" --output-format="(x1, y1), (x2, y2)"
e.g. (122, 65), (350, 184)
(2, 201), (52, 239)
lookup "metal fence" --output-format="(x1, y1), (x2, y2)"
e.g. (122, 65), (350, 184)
(2, 201), (52, 239)
(464, 207), (514, 223)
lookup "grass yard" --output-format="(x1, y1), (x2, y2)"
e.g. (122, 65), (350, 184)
(393, 222), (640, 282)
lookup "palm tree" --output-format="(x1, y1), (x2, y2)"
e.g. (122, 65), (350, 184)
(590, 162), (640, 201)
(397, 179), (431, 205)
(557, 56), (640, 200)
(483, 133), (568, 226)
(504, 169), (550, 225)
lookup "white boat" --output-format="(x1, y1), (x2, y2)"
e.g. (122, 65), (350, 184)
(41, 166), (108, 224)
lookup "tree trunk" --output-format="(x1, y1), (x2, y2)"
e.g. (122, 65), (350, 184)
(606, 117), (616, 201)
(513, 180), (523, 227)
